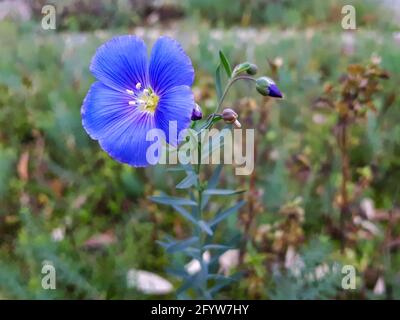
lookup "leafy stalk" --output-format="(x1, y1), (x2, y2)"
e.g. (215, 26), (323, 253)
(150, 52), (262, 299)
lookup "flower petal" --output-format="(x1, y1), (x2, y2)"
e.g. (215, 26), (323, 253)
(154, 85), (194, 146)
(90, 35), (148, 92)
(81, 82), (160, 167)
(149, 36), (194, 96)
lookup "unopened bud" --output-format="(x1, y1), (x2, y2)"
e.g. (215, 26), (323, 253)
(255, 77), (283, 98)
(246, 64), (258, 75)
(222, 108), (237, 122)
(191, 103), (203, 121)
(233, 62), (258, 77)
(222, 108), (241, 128)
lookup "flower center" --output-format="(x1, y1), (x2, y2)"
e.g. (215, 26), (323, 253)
(127, 84), (159, 114)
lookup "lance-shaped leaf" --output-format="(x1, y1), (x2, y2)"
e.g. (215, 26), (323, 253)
(209, 200), (246, 227)
(166, 167), (186, 172)
(165, 267), (189, 279)
(167, 164), (193, 173)
(215, 64), (223, 100)
(219, 50), (232, 77)
(149, 196), (197, 207)
(176, 273), (198, 296)
(208, 272), (243, 296)
(172, 205), (198, 225)
(203, 244), (232, 251)
(176, 172), (197, 189)
(182, 247), (201, 259)
(203, 189), (245, 196)
(165, 236), (199, 254)
(202, 164), (223, 209)
(198, 220), (213, 236)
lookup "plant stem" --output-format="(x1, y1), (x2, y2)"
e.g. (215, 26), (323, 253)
(195, 135), (208, 298)
(215, 75), (256, 113)
(339, 117), (350, 252)
(185, 74), (255, 299)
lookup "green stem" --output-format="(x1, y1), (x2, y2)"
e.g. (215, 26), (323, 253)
(193, 75), (256, 137)
(215, 75), (256, 114)
(185, 74), (255, 299)
(195, 136), (208, 299)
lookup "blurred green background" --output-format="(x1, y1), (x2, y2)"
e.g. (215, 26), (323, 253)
(0, 0), (399, 299)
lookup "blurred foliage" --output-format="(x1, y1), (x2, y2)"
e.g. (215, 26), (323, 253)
(184, 0), (397, 30)
(11, 0), (398, 31)
(0, 0), (400, 299)
(29, 0), (184, 31)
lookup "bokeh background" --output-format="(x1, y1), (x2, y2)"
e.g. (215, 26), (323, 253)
(0, 0), (400, 299)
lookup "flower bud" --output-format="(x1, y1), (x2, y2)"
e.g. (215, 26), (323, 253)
(232, 62), (250, 76)
(255, 77), (283, 98)
(246, 64), (258, 75)
(233, 62), (258, 76)
(191, 103), (203, 121)
(222, 108), (241, 128)
(222, 108), (237, 122)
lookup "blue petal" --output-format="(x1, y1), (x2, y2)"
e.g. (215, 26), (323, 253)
(268, 83), (283, 98)
(149, 36), (194, 96)
(81, 82), (160, 167)
(154, 85), (194, 146)
(90, 35), (148, 92)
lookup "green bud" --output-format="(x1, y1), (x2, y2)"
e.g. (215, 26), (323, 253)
(246, 64), (258, 75)
(232, 62), (252, 76)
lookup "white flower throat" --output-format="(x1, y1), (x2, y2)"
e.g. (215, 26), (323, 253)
(127, 82), (159, 113)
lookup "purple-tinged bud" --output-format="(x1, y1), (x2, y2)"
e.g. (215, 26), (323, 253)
(222, 108), (237, 122)
(191, 103), (203, 121)
(222, 108), (241, 128)
(255, 77), (283, 98)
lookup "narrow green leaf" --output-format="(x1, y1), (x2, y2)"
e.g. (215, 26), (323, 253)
(219, 50), (232, 77)
(202, 164), (223, 209)
(198, 220), (213, 236)
(166, 236), (199, 254)
(209, 200), (246, 227)
(165, 267), (189, 278)
(203, 244), (232, 251)
(208, 272), (243, 295)
(150, 196), (197, 206)
(177, 274), (198, 295)
(180, 163), (194, 173)
(207, 274), (230, 281)
(203, 189), (245, 196)
(215, 64), (222, 100)
(182, 247), (201, 259)
(166, 167), (186, 172)
(208, 164), (223, 189)
(172, 205), (198, 225)
(176, 172), (197, 189)
(167, 164), (193, 173)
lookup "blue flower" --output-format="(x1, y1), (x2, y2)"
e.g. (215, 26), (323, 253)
(81, 35), (195, 167)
